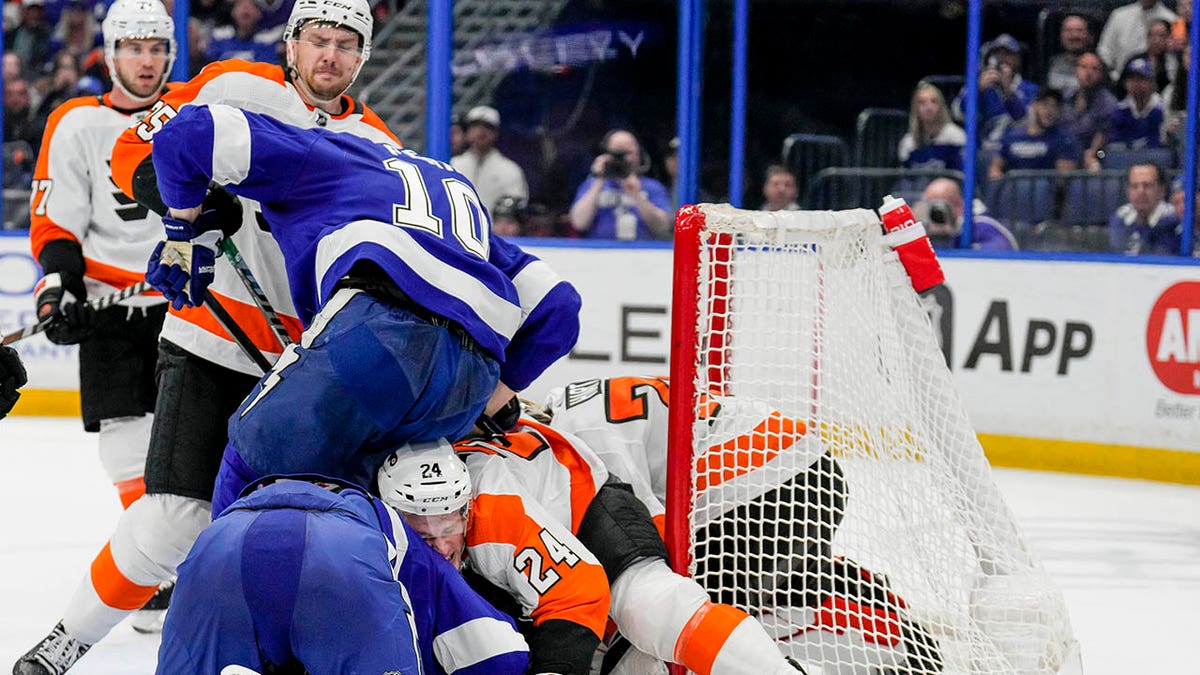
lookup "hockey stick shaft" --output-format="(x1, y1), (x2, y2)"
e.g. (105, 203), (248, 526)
(203, 290), (273, 373)
(219, 238), (292, 349)
(1, 281), (153, 346)
(204, 289), (274, 372)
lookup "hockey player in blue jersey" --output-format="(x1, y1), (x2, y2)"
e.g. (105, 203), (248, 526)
(144, 103), (582, 513)
(156, 474), (529, 675)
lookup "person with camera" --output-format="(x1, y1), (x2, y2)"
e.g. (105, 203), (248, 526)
(952, 34), (1039, 143)
(569, 129), (672, 240)
(918, 178), (1017, 252)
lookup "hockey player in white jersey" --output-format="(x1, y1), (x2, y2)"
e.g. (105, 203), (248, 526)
(29, 0), (173, 514)
(19, 1), (178, 662)
(545, 376), (944, 675)
(378, 430), (806, 675)
(15, 0), (414, 672)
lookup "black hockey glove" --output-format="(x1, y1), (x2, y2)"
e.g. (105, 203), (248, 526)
(35, 270), (95, 345)
(0, 345), (28, 419)
(35, 239), (95, 345)
(200, 183), (244, 240)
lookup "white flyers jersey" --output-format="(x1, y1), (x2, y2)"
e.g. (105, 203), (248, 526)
(458, 451), (610, 640)
(455, 419), (609, 532)
(111, 60), (400, 374)
(30, 94), (167, 308)
(546, 376), (824, 531)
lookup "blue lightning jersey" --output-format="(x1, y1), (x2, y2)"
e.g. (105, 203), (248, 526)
(160, 478), (529, 675)
(152, 104), (580, 389)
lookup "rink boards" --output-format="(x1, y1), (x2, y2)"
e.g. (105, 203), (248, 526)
(2, 234), (1198, 483)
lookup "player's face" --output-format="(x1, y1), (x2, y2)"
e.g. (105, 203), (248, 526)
(403, 511), (469, 570)
(112, 38), (170, 100)
(291, 23), (364, 103)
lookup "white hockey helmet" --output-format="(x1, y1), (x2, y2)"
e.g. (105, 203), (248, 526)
(285, 0), (373, 61)
(377, 439), (472, 516)
(102, 0), (175, 106)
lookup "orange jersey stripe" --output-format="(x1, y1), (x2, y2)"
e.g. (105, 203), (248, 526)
(695, 412), (808, 492)
(673, 601), (749, 675)
(172, 289), (303, 355)
(469, 492), (610, 638)
(521, 419), (601, 533)
(83, 258), (162, 294)
(111, 60), (287, 199)
(90, 542), (160, 611)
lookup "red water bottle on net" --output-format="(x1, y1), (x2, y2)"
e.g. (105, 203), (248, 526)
(878, 194), (944, 292)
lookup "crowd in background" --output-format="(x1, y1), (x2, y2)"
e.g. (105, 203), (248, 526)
(2, 0), (1198, 254)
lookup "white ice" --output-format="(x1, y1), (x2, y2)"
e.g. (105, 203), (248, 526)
(0, 417), (1197, 674)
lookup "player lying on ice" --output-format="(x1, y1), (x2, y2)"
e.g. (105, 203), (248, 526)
(377, 432), (806, 675)
(140, 103), (581, 517)
(154, 473), (528, 675)
(543, 376), (944, 674)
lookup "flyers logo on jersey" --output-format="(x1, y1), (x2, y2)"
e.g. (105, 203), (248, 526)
(1146, 281), (1200, 395)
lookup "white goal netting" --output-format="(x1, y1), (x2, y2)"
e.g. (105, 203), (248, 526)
(666, 204), (1078, 675)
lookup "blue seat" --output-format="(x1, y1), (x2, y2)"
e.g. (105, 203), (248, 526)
(1060, 173), (1125, 227)
(1101, 145), (1178, 171)
(988, 174), (1057, 228)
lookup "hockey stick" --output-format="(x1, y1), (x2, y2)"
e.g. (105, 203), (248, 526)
(202, 290), (273, 373)
(219, 238), (292, 349)
(1, 281), (153, 346)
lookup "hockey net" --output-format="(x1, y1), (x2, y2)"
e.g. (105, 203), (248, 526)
(665, 204), (1078, 675)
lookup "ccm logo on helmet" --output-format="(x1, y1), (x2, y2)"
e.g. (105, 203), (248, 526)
(1146, 281), (1200, 395)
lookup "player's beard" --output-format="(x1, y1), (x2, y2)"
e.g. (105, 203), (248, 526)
(116, 69), (163, 101)
(298, 63), (355, 105)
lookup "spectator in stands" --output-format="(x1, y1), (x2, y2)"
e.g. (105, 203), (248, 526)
(1106, 58), (1167, 152)
(1169, 0), (1192, 55)
(1045, 15), (1095, 92)
(919, 178), (1017, 251)
(449, 112), (467, 156)
(36, 52), (82, 118)
(490, 195), (527, 237)
(569, 129), (672, 240)
(1129, 19), (1180, 95)
(186, 17), (212, 77)
(7, 0), (53, 72)
(48, 0), (100, 65)
(3, 77), (46, 154)
(952, 34), (1039, 143)
(1169, 177), (1198, 228)
(4, 52), (25, 82)
(1098, 0), (1177, 80)
(206, 0), (280, 64)
(1109, 161), (1181, 254)
(988, 89), (1079, 180)
(760, 165), (800, 211)
(665, 136), (680, 210)
(450, 105), (528, 214)
(899, 81), (965, 171)
(1063, 52), (1118, 170)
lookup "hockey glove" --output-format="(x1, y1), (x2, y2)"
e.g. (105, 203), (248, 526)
(147, 216), (220, 310)
(0, 345), (28, 419)
(34, 271), (96, 345)
(199, 183), (244, 240)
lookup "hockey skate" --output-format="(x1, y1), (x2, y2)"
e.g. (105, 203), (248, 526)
(12, 622), (92, 675)
(129, 580), (174, 634)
